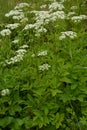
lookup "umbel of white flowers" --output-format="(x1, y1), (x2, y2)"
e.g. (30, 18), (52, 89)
(1, 89), (10, 96)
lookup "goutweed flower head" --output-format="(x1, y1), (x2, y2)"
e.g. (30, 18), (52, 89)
(70, 6), (77, 10)
(23, 24), (35, 30)
(0, 29), (11, 36)
(40, 4), (47, 9)
(24, 5), (65, 34)
(39, 63), (51, 71)
(12, 13), (24, 20)
(37, 50), (48, 56)
(16, 49), (27, 54)
(50, 11), (65, 21)
(20, 45), (28, 49)
(5, 48), (27, 65)
(49, 1), (65, 12)
(5, 9), (23, 17)
(12, 39), (19, 44)
(59, 31), (77, 40)
(36, 27), (47, 33)
(1, 89), (10, 96)
(71, 15), (87, 22)
(66, 12), (75, 19)
(14, 2), (29, 9)
(5, 23), (20, 30)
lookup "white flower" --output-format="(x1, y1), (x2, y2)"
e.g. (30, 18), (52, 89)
(50, 11), (65, 20)
(23, 24), (35, 30)
(71, 15), (87, 22)
(66, 12), (75, 19)
(71, 6), (77, 10)
(12, 13), (24, 20)
(16, 49), (27, 54)
(39, 63), (51, 71)
(35, 33), (40, 37)
(12, 39), (19, 44)
(40, 4), (47, 9)
(31, 54), (35, 57)
(1, 89), (10, 96)
(49, 1), (64, 12)
(5, 23), (20, 30)
(59, 31), (77, 40)
(59, 34), (66, 40)
(37, 27), (47, 33)
(15, 2), (29, 9)
(0, 29), (11, 36)
(5, 48), (27, 65)
(5, 9), (23, 17)
(20, 45), (28, 49)
(37, 50), (48, 56)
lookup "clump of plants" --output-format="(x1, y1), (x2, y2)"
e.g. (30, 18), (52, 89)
(0, 0), (87, 130)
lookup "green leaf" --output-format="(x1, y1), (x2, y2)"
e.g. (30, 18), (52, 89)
(60, 77), (72, 83)
(9, 105), (22, 115)
(51, 89), (62, 96)
(80, 117), (87, 125)
(0, 116), (13, 128)
(55, 113), (64, 129)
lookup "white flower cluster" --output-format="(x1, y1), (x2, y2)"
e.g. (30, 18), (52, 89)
(71, 15), (87, 22)
(5, 47), (28, 65)
(50, 11), (65, 21)
(40, 4), (47, 9)
(31, 50), (48, 57)
(5, 9), (23, 17)
(14, 3), (29, 9)
(37, 50), (48, 56)
(39, 63), (51, 71)
(49, 1), (65, 12)
(66, 12), (75, 19)
(23, 24), (36, 30)
(5, 23), (20, 30)
(23, 11), (49, 36)
(12, 13), (24, 20)
(24, 11), (49, 30)
(1, 89), (10, 96)
(59, 31), (77, 40)
(0, 29), (11, 36)
(23, 6), (65, 35)
(5, 9), (24, 20)
(71, 6), (77, 10)
(5, 3), (29, 21)
(20, 44), (28, 49)
(12, 39), (19, 44)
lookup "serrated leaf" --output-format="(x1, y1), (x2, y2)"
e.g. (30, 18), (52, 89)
(55, 113), (64, 129)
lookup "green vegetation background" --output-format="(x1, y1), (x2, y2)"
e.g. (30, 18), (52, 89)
(0, 0), (87, 130)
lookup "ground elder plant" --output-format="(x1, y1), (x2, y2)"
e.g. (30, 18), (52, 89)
(0, 0), (87, 130)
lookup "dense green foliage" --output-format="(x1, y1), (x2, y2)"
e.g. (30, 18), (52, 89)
(0, 0), (87, 130)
